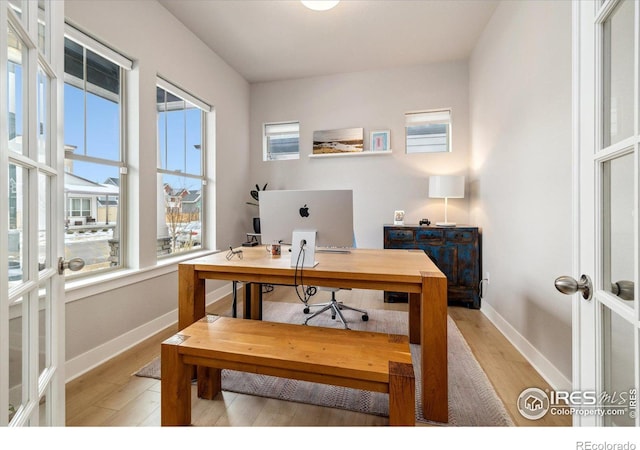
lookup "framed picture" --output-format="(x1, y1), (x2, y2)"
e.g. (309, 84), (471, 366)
(370, 130), (390, 151)
(312, 127), (364, 154)
(394, 210), (405, 225)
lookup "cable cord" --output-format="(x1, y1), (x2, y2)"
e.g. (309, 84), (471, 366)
(294, 241), (316, 304)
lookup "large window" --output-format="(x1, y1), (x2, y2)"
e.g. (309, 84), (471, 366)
(157, 78), (210, 256)
(263, 121), (300, 161)
(405, 109), (452, 154)
(63, 26), (131, 275)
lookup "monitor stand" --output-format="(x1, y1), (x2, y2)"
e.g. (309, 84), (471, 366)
(290, 230), (318, 268)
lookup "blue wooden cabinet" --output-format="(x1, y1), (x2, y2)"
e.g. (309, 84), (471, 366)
(383, 225), (481, 309)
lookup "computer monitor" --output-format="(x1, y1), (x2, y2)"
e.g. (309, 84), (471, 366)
(259, 189), (354, 249)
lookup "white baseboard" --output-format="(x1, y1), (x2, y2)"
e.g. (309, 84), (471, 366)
(480, 301), (572, 391)
(65, 282), (234, 382)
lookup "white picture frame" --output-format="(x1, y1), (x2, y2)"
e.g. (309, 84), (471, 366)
(393, 210), (405, 225)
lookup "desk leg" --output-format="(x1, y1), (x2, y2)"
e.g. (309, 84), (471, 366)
(421, 273), (448, 423)
(178, 263), (206, 330)
(243, 283), (263, 320)
(250, 283), (262, 320)
(408, 293), (421, 345)
(232, 281), (237, 318)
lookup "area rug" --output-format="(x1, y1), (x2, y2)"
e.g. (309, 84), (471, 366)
(136, 301), (514, 426)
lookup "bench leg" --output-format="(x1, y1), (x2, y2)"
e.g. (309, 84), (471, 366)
(161, 336), (192, 426)
(388, 361), (416, 426)
(197, 366), (222, 400)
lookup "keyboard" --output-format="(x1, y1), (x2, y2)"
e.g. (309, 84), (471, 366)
(316, 247), (351, 254)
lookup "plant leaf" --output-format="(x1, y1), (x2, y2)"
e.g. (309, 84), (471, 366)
(250, 190), (259, 201)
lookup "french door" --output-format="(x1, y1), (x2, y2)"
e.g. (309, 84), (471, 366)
(1, 1), (65, 426)
(572, 0), (639, 427)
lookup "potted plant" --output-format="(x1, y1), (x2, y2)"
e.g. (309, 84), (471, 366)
(247, 183), (267, 234)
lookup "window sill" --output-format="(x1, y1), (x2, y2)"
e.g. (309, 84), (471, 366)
(64, 249), (220, 303)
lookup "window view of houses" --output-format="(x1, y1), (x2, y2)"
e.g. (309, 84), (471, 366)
(7, 31), (205, 287)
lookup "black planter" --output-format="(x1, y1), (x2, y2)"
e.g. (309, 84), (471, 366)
(253, 217), (261, 234)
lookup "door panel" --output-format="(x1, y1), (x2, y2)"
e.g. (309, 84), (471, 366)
(1, 1), (64, 427)
(573, 0), (639, 427)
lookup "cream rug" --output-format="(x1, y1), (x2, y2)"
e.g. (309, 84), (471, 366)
(136, 300), (513, 426)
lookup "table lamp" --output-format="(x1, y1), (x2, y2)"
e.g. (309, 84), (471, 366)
(429, 175), (465, 227)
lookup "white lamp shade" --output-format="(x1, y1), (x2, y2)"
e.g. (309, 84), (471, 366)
(429, 175), (465, 199)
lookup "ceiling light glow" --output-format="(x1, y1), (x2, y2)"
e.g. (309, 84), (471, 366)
(301, 1), (340, 11)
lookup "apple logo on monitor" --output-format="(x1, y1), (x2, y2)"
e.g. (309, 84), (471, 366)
(299, 204), (310, 218)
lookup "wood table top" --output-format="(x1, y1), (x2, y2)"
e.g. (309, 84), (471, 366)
(182, 246), (443, 284)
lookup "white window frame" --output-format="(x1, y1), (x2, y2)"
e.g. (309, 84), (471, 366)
(405, 109), (452, 154)
(63, 24), (131, 276)
(156, 76), (211, 257)
(263, 121), (300, 161)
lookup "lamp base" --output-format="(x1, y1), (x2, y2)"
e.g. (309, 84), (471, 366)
(435, 222), (456, 227)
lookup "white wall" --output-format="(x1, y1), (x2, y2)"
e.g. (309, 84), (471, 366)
(64, 0), (250, 373)
(469, 0), (573, 387)
(249, 62), (471, 248)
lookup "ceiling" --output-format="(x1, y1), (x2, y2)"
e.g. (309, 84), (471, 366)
(158, 0), (500, 84)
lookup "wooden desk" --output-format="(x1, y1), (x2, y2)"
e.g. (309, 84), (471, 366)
(178, 246), (448, 423)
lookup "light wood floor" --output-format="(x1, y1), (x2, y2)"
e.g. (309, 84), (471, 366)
(65, 286), (571, 427)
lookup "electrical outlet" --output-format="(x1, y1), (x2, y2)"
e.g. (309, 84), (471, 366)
(486, 271), (490, 285)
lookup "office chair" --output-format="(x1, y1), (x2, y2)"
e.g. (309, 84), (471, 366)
(303, 234), (368, 329)
(303, 287), (368, 329)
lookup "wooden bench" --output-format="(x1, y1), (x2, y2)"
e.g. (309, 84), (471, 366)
(161, 315), (416, 426)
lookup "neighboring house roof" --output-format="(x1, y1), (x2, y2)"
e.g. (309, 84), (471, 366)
(103, 177), (120, 187)
(65, 172), (120, 196)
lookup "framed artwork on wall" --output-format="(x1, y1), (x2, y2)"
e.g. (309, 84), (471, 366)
(370, 130), (390, 151)
(312, 127), (364, 154)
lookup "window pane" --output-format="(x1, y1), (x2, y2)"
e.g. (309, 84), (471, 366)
(165, 102), (186, 173)
(8, 164), (27, 288)
(185, 108), (202, 175)
(64, 162), (120, 274)
(86, 49), (119, 97)
(602, 0), (634, 148)
(38, 280), (50, 378)
(38, 173), (48, 272)
(602, 308), (635, 426)
(86, 90), (119, 161)
(8, 296), (26, 425)
(157, 82), (207, 257)
(63, 31), (126, 276)
(64, 83), (84, 156)
(159, 173), (202, 255)
(157, 88), (167, 170)
(602, 153), (635, 305)
(405, 110), (451, 154)
(8, 24), (25, 155)
(267, 134), (299, 157)
(37, 67), (48, 164)
(407, 124), (449, 153)
(264, 122), (300, 161)
(38, 0), (47, 55)
(63, 38), (83, 80)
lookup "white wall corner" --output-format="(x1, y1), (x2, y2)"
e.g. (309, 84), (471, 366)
(481, 302), (572, 392)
